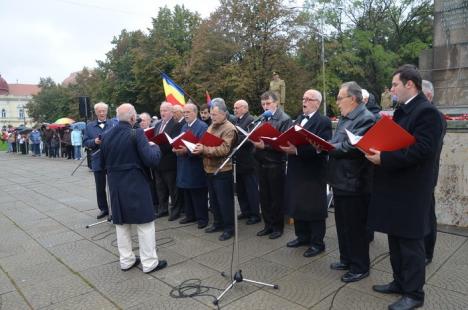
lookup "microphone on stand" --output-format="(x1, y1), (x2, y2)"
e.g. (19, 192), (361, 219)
(250, 110), (273, 125)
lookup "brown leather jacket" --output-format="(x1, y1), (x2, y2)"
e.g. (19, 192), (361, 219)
(202, 119), (237, 174)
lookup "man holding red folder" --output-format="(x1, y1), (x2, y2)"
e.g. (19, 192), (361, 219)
(366, 65), (444, 310)
(252, 91), (292, 239)
(281, 89), (332, 257)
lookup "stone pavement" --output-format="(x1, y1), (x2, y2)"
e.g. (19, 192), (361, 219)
(0, 152), (467, 310)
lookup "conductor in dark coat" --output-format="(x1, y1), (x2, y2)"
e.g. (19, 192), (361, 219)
(280, 89), (332, 258)
(99, 103), (167, 274)
(366, 66), (444, 310)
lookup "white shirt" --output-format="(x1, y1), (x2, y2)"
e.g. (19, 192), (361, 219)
(300, 111), (316, 127)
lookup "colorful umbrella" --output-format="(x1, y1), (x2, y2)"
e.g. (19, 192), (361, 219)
(48, 123), (66, 129)
(54, 117), (75, 125)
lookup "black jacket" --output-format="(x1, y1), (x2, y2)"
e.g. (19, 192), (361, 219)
(153, 118), (180, 172)
(327, 104), (376, 195)
(254, 109), (292, 165)
(233, 112), (257, 173)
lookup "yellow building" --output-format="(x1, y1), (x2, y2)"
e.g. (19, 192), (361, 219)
(0, 74), (40, 128)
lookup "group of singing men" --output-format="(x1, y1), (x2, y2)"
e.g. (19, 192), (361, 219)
(83, 64), (444, 310)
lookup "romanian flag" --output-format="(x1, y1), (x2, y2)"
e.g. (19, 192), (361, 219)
(162, 73), (185, 106)
(206, 90), (212, 107)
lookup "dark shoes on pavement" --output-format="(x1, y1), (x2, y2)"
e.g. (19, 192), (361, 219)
(388, 296), (423, 310)
(144, 260), (168, 274)
(205, 225), (223, 233)
(372, 282), (402, 295)
(341, 271), (369, 283)
(121, 256), (140, 271)
(286, 238), (309, 248)
(168, 214), (180, 221)
(197, 222), (208, 229)
(330, 261), (350, 270)
(246, 216), (261, 225)
(96, 210), (109, 219)
(219, 231), (233, 241)
(268, 231), (283, 239)
(237, 213), (248, 220)
(257, 228), (273, 236)
(179, 217), (196, 224)
(303, 246), (324, 257)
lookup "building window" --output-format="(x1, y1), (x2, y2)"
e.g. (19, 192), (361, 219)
(1, 109), (5, 118)
(19, 109), (24, 119)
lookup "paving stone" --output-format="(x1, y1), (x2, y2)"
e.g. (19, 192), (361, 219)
(165, 235), (222, 258)
(98, 276), (172, 308)
(223, 290), (307, 310)
(0, 247), (55, 271)
(311, 286), (392, 310)
(194, 244), (255, 272)
(0, 291), (31, 310)
(7, 260), (72, 289)
(427, 264), (468, 295)
(42, 291), (117, 310)
(80, 261), (143, 289)
(49, 239), (118, 272)
(155, 260), (219, 288)
(20, 274), (93, 309)
(128, 292), (210, 310)
(225, 257), (292, 284)
(423, 283), (468, 310)
(0, 273), (15, 295)
(35, 229), (84, 248)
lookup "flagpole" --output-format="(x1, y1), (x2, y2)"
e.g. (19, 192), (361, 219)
(153, 67), (200, 106)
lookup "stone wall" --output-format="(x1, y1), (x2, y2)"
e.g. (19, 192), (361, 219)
(436, 121), (468, 227)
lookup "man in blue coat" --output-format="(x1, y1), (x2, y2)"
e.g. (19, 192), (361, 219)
(173, 103), (209, 228)
(83, 102), (115, 219)
(100, 103), (167, 273)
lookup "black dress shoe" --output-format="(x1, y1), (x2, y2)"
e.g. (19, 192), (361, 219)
(303, 246), (324, 257)
(144, 260), (168, 274)
(388, 296), (423, 310)
(246, 216), (261, 225)
(237, 214), (248, 220)
(168, 214), (180, 221)
(286, 238), (309, 248)
(219, 231), (233, 241)
(341, 271), (369, 283)
(330, 261), (350, 270)
(205, 225), (223, 233)
(269, 231), (283, 239)
(156, 211), (168, 218)
(197, 222), (208, 229)
(96, 210), (109, 219)
(121, 256), (140, 271)
(179, 217), (196, 224)
(257, 228), (273, 236)
(372, 282), (402, 294)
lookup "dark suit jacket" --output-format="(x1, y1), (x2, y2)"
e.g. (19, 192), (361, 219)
(368, 93), (444, 238)
(285, 112), (332, 220)
(176, 119), (208, 188)
(100, 122), (161, 224)
(83, 119), (116, 171)
(234, 112), (257, 173)
(154, 118), (179, 172)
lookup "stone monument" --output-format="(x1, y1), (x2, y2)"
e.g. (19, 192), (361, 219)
(419, 0), (468, 110)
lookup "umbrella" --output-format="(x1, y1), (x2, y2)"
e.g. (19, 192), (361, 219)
(18, 128), (33, 134)
(71, 121), (86, 130)
(54, 117), (75, 125)
(48, 124), (66, 129)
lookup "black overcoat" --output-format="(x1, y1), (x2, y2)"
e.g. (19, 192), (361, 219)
(153, 118), (180, 172)
(368, 93), (444, 239)
(285, 112), (332, 220)
(100, 122), (161, 225)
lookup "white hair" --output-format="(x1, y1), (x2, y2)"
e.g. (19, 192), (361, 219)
(422, 80), (434, 96)
(116, 103), (136, 122)
(94, 102), (108, 111)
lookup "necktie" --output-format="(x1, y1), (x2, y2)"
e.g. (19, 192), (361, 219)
(159, 121), (166, 134)
(300, 115), (310, 126)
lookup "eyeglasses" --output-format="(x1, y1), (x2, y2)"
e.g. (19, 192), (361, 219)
(336, 95), (352, 102)
(303, 97), (319, 102)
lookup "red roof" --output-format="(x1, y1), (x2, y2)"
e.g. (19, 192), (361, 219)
(7, 84), (41, 96)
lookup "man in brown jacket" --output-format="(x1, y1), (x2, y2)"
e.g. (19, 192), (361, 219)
(193, 98), (237, 241)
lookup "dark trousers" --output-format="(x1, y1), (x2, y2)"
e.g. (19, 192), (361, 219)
(236, 172), (260, 218)
(148, 169), (159, 212)
(424, 193), (437, 259)
(334, 194), (370, 274)
(207, 171), (235, 233)
(258, 164), (285, 232)
(388, 235), (425, 301)
(183, 187), (208, 226)
(93, 171), (109, 212)
(155, 169), (181, 217)
(294, 219), (326, 250)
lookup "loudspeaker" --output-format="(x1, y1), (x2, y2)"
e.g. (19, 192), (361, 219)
(79, 96), (91, 119)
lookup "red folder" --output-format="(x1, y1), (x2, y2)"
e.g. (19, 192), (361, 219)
(260, 125), (335, 152)
(248, 123), (281, 142)
(198, 132), (224, 147)
(346, 116), (416, 154)
(144, 127), (155, 141)
(167, 130), (198, 149)
(144, 128), (169, 144)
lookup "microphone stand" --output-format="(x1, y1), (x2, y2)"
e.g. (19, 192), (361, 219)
(213, 121), (278, 306)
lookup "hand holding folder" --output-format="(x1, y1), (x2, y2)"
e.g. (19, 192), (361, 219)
(181, 131), (224, 153)
(345, 116), (415, 154)
(166, 130), (198, 149)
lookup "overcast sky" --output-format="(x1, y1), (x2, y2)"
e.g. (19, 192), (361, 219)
(0, 0), (223, 85)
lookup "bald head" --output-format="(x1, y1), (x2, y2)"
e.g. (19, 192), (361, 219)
(234, 99), (249, 118)
(116, 103), (137, 125)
